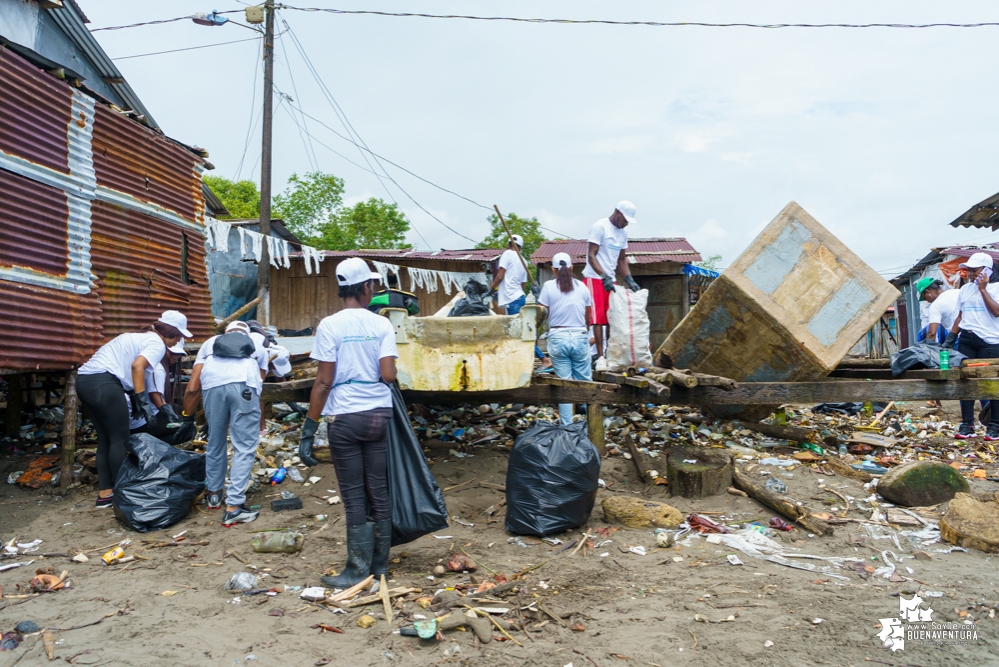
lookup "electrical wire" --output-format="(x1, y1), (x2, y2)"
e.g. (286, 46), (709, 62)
(111, 36), (260, 61)
(276, 33), (318, 171)
(91, 10), (245, 32)
(282, 7), (999, 30)
(234, 38), (264, 181)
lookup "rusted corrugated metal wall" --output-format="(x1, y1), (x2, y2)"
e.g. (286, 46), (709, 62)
(0, 45), (214, 372)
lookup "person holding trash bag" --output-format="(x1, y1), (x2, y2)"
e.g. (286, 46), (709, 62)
(77, 310), (192, 507)
(183, 320), (269, 525)
(945, 252), (999, 440)
(129, 340), (186, 434)
(299, 257), (399, 588)
(538, 252), (593, 425)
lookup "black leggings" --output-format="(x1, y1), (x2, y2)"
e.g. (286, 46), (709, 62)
(76, 372), (130, 490)
(957, 330), (999, 427)
(328, 408), (392, 526)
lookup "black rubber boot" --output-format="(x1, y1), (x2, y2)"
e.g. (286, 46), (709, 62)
(320, 523), (375, 589)
(370, 519), (393, 576)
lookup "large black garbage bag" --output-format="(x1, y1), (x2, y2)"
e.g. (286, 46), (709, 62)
(505, 420), (600, 537)
(113, 433), (206, 533)
(448, 279), (491, 317)
(890, 343), (967, 377)
(145, 410), (197, 446)
(387, 383), (449, 546)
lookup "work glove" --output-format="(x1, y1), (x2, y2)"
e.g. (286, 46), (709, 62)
(601, 274), (616, 293)
(130, 391), (155, 424)
(486, 288), (498, 302)
(943, 332), (958, 350)
(624, 275), (641, 293)
(298, 417), (321, 467)
(529, 283), (540, 300)
(159, 403), (180, 424)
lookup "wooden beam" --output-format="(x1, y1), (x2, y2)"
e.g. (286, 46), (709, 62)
(216, 297), (262, 332)
(60, 370), (77, 490)
(402, 383), (669, 407)
(260, 377), (314, 402)
(835, 358), (891, 369)
(670, 378), (999, 404)
(531, 375), (620, 392)
(828, 368), (962, 380)
(587, 403), (605, 454)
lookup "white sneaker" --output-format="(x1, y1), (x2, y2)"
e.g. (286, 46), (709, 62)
(594, 356), (608, 372)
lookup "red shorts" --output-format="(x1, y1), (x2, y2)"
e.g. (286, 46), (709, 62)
(584, 277), (611, 325)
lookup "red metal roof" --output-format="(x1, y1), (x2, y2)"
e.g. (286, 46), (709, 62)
(530, 238), (702, 265)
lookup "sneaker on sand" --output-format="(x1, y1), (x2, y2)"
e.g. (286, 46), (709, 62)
(96, 495), (113, 508)
(594, 356), (608, 372)
(955, 423), (977, 440)
(985, 425), (999, 441)
(221, 505), (259, 527)
(206, 490), (223, 510)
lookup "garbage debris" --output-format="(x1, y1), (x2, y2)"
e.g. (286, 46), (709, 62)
(251, 531), (304, 553)
(225, 573), (259, 591)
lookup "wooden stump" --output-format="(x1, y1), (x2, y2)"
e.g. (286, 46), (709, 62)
(587, 403), (604, 455)
(60, 370), (78, 490)
(666, 444), (733, 499)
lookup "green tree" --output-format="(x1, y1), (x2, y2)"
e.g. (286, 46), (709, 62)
(696, 254), (723, 272)
(320, 198), (411, 251)
(476, 212), (546, 264)
(203, 175), (260, 219)
(273, 171), (345, 244)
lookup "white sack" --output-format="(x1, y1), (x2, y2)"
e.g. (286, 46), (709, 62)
(606, 288), (652, 371)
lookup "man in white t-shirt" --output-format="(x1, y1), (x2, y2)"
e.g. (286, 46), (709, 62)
(489, 235), (529, 313)
(184, 320), (269, 525)
(917, 278), (961, 343)
(582, 201), (640, 366)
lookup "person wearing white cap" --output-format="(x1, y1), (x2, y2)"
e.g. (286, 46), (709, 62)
(300, 257), (400, 588)
(948, 252), (999, 440)
(77, 310), (192, 507)
(538, 252), (593, 424)
(488, 234), (531, 313)
(184, 319), (270, 525)
(582, 201), (641, 367)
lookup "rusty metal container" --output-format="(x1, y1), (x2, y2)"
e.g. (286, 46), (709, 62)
(656, 202), (898, 412)
(386, 307), (541, 391)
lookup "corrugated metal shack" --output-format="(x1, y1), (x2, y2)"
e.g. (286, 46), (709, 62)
(207, 219), (301, 321)
(269, 248), (504, 333)
(530, 238), (709, 352)
(0, 1), (217, 373)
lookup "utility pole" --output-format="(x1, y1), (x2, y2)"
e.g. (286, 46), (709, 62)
(257, 0), (275, 325)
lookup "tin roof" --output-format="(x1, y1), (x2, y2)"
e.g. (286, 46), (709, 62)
(950, 191), (999, 231)
(530, 238), (702, 265)
(890, 243), (999, 285)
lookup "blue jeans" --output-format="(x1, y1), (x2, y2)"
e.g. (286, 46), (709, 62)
(548, 328), (593, 425)
(505, 295), (546, 360)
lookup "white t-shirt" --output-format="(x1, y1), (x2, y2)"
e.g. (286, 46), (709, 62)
(311, 309), (398, 416)
(539, 278), (592, 329)
(78, 332), (166, 391)
(497, 249), (527, 307)
(582, 217), (629, 279)
(957, 282), (999, 344)
(129, 364), (168, 430)
(926, 289), (961, 332)
(194, 333), (269, 395)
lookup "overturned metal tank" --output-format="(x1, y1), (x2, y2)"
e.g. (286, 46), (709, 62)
(656, 201), (899, 417)
(385, 306), (541, 391)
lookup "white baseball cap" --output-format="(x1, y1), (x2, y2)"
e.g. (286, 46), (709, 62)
(168, 339), (186, 354)
(959, 252), (994, 270)
(226, 321), (251, 334)
(511, 234), (524, 247)
(158, 310), (193, 337)
(335, 257), (381, 286)
(615, 200), (637, 225)
(552, 252), (573, 268)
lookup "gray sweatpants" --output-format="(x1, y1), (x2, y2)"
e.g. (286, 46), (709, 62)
(203, 382), (260, 507)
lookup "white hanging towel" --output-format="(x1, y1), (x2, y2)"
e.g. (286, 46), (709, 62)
(371, 261), (400, 286)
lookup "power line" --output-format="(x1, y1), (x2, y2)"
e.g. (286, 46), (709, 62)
(234, 38), (264, 182)
(111, 36), (259, 60)
(276, 32), (318, 171)
(282, 7), (999, 30)
(91, 10), (244, 32)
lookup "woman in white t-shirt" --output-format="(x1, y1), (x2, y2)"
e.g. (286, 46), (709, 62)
(946, 253), (999, 440)
(299, 258), (399, 588)
(539, 252), (593, 425)
(76, 311), (192, 507)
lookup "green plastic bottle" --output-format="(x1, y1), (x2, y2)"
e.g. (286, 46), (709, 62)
(940, 349), (950, 371)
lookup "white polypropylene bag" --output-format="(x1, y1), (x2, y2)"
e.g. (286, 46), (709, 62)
(606, 288), (653, 371)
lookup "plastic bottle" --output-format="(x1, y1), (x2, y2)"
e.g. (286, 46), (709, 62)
(251, 531), (304, 553)
(269, 468), (287, 485)
(838, 443), (848, 457)
(286, 467), (304, 483)
(769, 517), (792, 531)
(940, 348), (950, 371)
(765, 477), (787, 494)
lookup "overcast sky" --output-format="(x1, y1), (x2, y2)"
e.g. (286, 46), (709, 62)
(81, 1), (999, 274)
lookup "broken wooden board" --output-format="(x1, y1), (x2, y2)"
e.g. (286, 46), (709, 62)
(848, 432), (897, 448)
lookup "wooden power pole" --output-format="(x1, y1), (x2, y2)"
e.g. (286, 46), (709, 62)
(257, 0), (276, 325)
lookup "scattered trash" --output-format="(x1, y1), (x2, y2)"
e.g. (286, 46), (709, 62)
(251, 531), (304, 553)
(225, 572), (259, 591)
(300, 587), (327, 602)
(764, 477), (787, 494)
(357, 614), (376, 629)
(727, 554), (744, 565)
(628, 545), (647, 556)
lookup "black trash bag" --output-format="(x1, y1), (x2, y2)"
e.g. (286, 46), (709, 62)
(448, 279), (492, 317)
(386, 383), (449, 546)
(145, 410), (197, 446)
(505, 420), (601, 537)
(890, 343), (967, 377)
(113, 433), (206, 533)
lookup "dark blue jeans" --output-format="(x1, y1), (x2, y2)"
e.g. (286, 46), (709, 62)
(958, 330), (999, 427)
